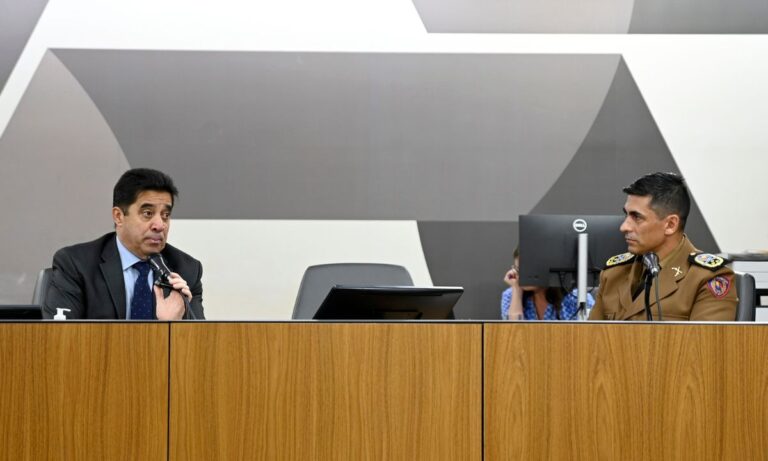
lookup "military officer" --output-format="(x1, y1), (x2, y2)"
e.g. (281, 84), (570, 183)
(589, 172), (737, 321)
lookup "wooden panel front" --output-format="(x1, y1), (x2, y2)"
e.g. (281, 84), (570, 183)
(0, 323), (168, 460)
(485, 323), (768, 461)
(171, 323), (481, 460)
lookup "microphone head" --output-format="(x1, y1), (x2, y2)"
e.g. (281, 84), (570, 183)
(147, 253), (172, 282)
(642, 252), (660, 276)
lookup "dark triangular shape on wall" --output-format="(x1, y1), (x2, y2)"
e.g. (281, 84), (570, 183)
(531, 57), (719, 252)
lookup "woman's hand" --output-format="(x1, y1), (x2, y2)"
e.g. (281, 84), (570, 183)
(504, 266), (520, 289)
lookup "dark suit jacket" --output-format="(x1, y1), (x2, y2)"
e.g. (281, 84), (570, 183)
(43, 232), (205, 319)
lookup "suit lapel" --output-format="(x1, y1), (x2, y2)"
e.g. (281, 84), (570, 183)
(622, 236), (695, 320)
(620, 262), (646, 319)
(650, 238), (694, 317)
(100, 235), (127, 319)
(618, 265), (635, 313)
(654, 269), (679, 303)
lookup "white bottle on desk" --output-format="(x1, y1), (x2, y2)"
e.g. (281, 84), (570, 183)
(53, 308), (71, 320)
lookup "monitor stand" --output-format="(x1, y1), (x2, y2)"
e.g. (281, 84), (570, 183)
(577, 233), (589, 320)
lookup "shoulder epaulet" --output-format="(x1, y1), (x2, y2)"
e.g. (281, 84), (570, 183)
(605, 252), (636, 268)
(689, 252), (730, 272)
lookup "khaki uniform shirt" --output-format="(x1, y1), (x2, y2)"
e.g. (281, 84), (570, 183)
(588, 236), (738, 321)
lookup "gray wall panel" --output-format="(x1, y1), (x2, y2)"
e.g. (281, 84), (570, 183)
(629, 0), (768, 33)
(412, 0), (633, 33)
(0, 0), (49, 92)
(412, 0), (768, 33)
(0, 51), (129, 303)
(53, 50), (619, 221)
(418, 221), (517, 319)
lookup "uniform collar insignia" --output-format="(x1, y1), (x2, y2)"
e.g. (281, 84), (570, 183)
(605, 252), (636, 268)
(690, 252), (727, 271)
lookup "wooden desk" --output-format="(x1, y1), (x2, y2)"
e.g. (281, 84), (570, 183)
(0, 323), (168, 460)
(3, 322), (766, 460)
(485, 323), (768, 461)
(170, 322), (482, 461)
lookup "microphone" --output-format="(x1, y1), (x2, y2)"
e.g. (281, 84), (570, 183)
(147, 253), (197, 320)
(642, 252), (660, 277)
(148, 253), (172, 285)
(641, 252), (662, 321)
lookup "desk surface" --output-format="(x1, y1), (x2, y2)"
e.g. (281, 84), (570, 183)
(0, 323), (168, 460)
(1, 322), (766, 461)
(485, 323), (768, 461)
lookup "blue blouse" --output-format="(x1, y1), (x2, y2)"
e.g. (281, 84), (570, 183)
(500, 287), (595, 320)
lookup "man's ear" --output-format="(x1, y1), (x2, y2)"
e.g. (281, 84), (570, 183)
(664, 214), (681, 235)
(112, 207), (124, 228)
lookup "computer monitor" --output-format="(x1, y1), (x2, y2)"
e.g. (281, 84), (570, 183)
(313, 285), (463, 320)
(518, 214), (627, 288)
(0, 304), (43, 320)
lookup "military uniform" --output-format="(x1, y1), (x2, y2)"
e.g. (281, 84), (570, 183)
(588, 236), (737, 321)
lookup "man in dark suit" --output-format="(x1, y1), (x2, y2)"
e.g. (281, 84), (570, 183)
(43, 168), (204, 319)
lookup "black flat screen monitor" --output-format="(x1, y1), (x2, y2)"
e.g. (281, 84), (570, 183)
(313, 285), (463, 320)
(0, 304), (43, 319)
(518, 214), (627, 288)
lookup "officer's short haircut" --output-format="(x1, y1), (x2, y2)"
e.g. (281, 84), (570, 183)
(623, 172), (690, 231)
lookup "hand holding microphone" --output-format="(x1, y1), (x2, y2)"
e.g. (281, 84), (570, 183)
(148, 253), (191, 300)
(148, 253), (172, 289)
(148, 253), (194, 320)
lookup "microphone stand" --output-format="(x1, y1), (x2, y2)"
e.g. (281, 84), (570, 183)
(576, 233), (589, 320)
(643, 273), (653, 321)
(642, 271), (663, 321)
(654, 276), (662, 321)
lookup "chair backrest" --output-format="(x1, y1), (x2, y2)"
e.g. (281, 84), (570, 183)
(31, 268), (53, 306)
(733, 271), (756, 321)
(292, 263), (414, 319)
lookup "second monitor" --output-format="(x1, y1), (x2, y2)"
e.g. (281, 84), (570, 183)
(313, 286), (463, 320)
(518, 214), (627, 289)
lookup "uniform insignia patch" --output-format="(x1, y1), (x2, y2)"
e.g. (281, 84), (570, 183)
(706, 276), (731, 299)
(690, 253), (727, 271)
(605, 252), (635, 268)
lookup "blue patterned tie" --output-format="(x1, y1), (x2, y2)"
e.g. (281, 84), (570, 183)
(131, 261), (155, 320)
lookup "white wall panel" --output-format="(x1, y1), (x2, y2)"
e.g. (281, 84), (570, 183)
(624, 37), (768, 251)
(169, 220), (433, 319)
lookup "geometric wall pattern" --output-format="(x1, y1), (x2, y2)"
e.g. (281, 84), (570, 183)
(52, 50), (621, 221)
(422, 59), (718, 318)
(0, 0), (49, 92)
(412, 0), (768, 33)
(1, 0), (765, 318)
(0, 50), (717, 318)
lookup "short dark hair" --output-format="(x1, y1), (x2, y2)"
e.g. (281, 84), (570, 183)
(113, 168), (179, 212)
(623, 172), (690, 230)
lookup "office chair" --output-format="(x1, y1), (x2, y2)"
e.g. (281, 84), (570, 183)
(733, 271), (756, 321)
(31, 267), (53, 306)
(292, 263), (414, 319)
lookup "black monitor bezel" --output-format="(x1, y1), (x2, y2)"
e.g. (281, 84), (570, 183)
(313, 285), (463, 320)
(518, 214), (627, 289)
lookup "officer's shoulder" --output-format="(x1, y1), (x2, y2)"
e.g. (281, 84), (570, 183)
(604, 252), (636, 269)
(688, 252), (731, 272)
